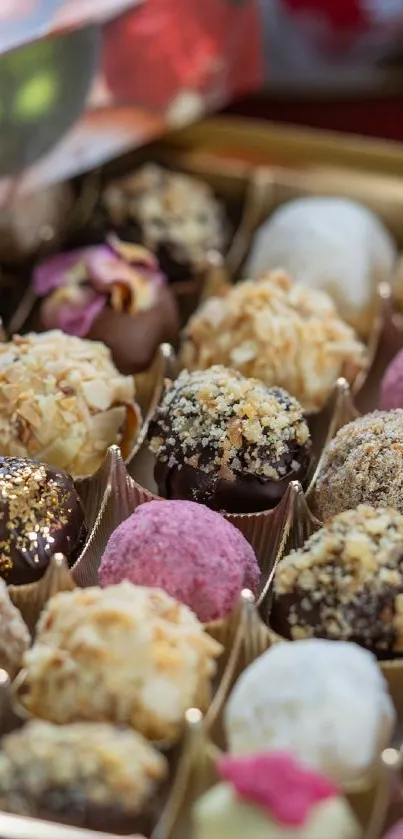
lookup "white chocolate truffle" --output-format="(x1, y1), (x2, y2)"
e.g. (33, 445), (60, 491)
(224, 639), (395, 785)
(194, 782), (361, 839)
(0, 331), (140, 478)
(246, 197), (397, 337)
(180, 271), (367, 413)
(22, 582), (222, 742)
(0, 580), (30, 678)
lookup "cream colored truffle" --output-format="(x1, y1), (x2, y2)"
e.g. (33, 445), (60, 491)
(180, 271), (367, 413)
(0, 330), (140, 478)
(224, 639), (395, 785)
(0, 720), (166, 818)
(22, 582), (222, 742)
(0, 580), (30, 678)
(246, 196), (397, 337)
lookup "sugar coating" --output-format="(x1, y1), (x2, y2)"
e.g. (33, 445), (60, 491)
(273, 506), (403, 653)
(180, 271), (367, 412)
(22, 582), (222, 742)
(0, 331), (139, 478)
(149, 366), (310, 482)
(245, 196), (397, 336)
(224, 639), (395, 785)
(0, 720), (166, 816)
(380, 350), (403, 410)
(99, 500), (260, 623)
(0, 579), (30, 678)
(383, 821), (403, 839)
(314, 411), (403, 520)
(103, 163), (226, 272)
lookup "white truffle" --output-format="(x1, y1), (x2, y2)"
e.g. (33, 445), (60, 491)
(224, 639), (395, 785)
(246, 197), (397, 336)
(0, 580), (30, 678)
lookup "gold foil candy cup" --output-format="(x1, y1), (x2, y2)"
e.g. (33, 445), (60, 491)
(8, 554), (76, 635)
(378, 659), (403, 719)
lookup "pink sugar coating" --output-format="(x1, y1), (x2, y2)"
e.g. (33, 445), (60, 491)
(380, 350), (403, 410)
(218, 752), (339, 827)
(383, 824), (403, 839)
(99, 500), (260, 623)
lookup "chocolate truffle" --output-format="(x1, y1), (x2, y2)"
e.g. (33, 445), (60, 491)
(194, 753), (360, 839)
(271, 505), (403, 655)
(180, 271), (367, 413)
(314, 411), (403, 520)
(224, 639), (395, 785)
(380, 350), (403, 411)
(99, 500), (260, 623)
(0, 579), (30, 676)
(0, 182), (73, 263)
(246, 196), (397, 337)
(101, 164), (227, 282)
(0, 456), (86, 586)
(0, 330), (140, 478)
(0, 720), (167, 833)
(148, 366), (311, 514)
(22, 582), (222, 742)
(33, 235), (179, 375)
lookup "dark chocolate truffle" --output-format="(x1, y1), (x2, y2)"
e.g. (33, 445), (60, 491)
(271, 505), (403, 656)
(148, 366), (311, 514)
(0, 456), (86, 585)
(314, 410), (403, 521)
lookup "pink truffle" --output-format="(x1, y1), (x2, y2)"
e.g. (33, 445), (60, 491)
(380, 349), (403, 410)
(383, 823), (403, 839)
(99, 500), (260, 623)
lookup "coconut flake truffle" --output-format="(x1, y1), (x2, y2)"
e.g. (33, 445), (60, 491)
(21, 582), (222, 742)
(380, 350), (403, 411)
(194, 753), (360, 839)
(314, 411), (403, 520)
(180, 272), (367, 413)
(0, 456), (86, 585)
(99, 500), (260, 623)
(271, 506), (403, 655)
(101, 164), (227, 281)
(0, 330), (140, 478)
(224, 639), (395, 785)
(245, 196), (397, 337)
(0, 580), (30, 677)
(148, 366), (311, 513)
(0, 720), (166, 833)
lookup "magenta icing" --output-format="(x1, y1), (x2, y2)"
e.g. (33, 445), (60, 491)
(218, 752), (339, 827)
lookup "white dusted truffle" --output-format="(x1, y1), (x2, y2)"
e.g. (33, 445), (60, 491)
(246, 197), (397, 337)
(224, 639), (395, 785)
(0, 580), (30, 678)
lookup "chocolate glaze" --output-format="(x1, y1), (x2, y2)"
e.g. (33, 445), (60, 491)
(0, 457), (86, 586)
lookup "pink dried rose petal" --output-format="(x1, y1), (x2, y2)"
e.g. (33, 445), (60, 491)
(218, 752), (339, 827)
(41, 287), (107, 337)
(33, 249), (92, 294)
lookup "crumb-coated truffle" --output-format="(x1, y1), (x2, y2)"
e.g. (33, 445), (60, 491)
(224, 639), (395, 785)
(380, 350), (403, 411)
(271, 505), (403, 655)
(101, 164), (227, 282)
(180, 271), (367, 413)
(0, 720), (166, 833)
(314, 411), (403, 520)
(245, 196), (397, 338)
(0, 331), (140, 478)
(0, 456), (86, 585)
(99, 500), (260, 623)
(0, 580), (30, 677)
(148, 366), (311, 514)
(21, 582), (222, 742)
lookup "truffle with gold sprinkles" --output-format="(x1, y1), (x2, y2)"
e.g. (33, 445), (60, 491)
(148, 366), (311, 513)
(0, 456), (86, 585)
(271, 505), (403, 656)
(314, 411), (403, 520)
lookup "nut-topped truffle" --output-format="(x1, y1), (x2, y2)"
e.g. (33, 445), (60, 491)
(0, 331), (140, 478)
(180, 271), (367, 413)
(314, 411), (403, 520)
(271, 505), (403, 655)
(0, 580), (30, 676)
(0, 720), (167, 833)
(148, 366), (311, 513)
(21, 582), (222, 742)
(0, 456), (86, 585)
